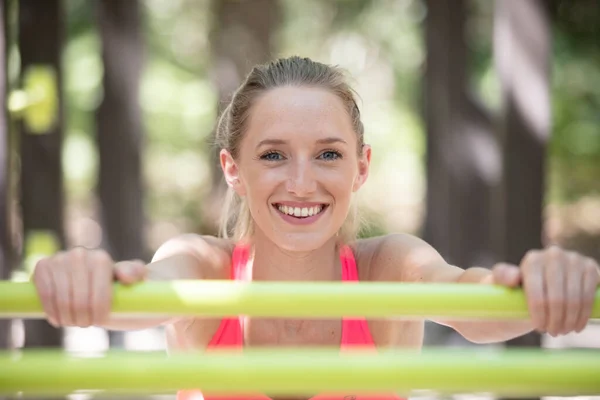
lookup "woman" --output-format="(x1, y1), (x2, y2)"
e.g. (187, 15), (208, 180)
(33, 57), (599, 400)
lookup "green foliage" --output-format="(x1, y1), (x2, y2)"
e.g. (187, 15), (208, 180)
(468, 0), (600, 205)
(549, 27), (600, 203)
(9, 65), (59, 133)
(59, 0), (600, 248)
(13, 230), (61, 281)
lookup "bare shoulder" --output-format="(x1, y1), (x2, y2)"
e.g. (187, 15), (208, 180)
(351, 233), (447, 282)
(153, 234), (235, 351)
(151, 234), (234, 280)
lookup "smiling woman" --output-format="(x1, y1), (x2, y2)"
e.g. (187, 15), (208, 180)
(218, 84), (370, 252)
(215, 58), (369, 249)
(28, 56), (600, 400)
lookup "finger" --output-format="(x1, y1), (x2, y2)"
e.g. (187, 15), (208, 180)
(131, 259), (148, 279)
(50, 253), (74, 327)
(90, 250), (114, 326)
(132, 260), (148, 280)
(493, 263), (522, 287)
(575, 259), (600, 333)
(561, 253), (582, 335)
(32, 258), (59, 327)
(521, 251), (547, 332)
(545, 248), (566, 336)
(114, 260), (147, 285)
(69, 248), (91, 328)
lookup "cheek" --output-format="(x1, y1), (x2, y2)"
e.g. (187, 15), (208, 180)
(321, 167), (356, 199)
(241, 167), (281, 206)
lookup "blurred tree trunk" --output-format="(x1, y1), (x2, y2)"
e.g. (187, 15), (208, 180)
(18, 2), (66, 398)
(494, 2), (551, 400)
(95, 0), (146, 349)
(18, 0), (65, 362)
(203, 0), (281, 234)
(424, 0), (497, 270)
(424, 0), (500, 346)
(95, 0), (145, 262)
(0, 0), (13, 357)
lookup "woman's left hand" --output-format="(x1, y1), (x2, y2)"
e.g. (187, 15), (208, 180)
(491, 246), (599, 336)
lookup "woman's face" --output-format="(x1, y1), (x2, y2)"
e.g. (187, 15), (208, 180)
(221, 86), (371, 252)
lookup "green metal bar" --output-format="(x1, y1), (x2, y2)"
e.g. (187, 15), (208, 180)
(1, 280), (599, 319)
(0, 349), (599, 397)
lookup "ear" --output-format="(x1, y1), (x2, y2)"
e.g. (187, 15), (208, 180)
(352, 144), (371, 192)
(220, 149), (246, 196)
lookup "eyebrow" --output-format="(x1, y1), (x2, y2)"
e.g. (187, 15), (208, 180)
(256, 137), (348, 149)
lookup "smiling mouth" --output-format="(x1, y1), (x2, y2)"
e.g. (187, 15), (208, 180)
(273, 203), (329, 218)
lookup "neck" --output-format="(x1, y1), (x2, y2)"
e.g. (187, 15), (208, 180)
(247, 231), (342, 282)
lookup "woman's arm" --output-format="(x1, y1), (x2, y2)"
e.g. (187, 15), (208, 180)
(368, 233), (599, 344)
(99, 234), (231, 331)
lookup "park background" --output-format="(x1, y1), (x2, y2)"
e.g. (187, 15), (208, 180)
(0, 0), (599, 399)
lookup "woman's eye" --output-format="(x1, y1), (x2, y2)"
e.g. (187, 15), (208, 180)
(319, 150), (342, 161)
(261, 151), (283, 161)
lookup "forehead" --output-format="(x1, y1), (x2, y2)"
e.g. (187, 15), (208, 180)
(243, 86), (355, 144)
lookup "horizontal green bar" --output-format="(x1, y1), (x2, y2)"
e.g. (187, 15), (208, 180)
(1, 349), (599, 397)
(1, 281), (599, 319)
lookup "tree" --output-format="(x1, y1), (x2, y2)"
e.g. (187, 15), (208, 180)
(95, 0), (146, 262)
(494, 1), (551, 399)
(424, 0), (497, 270)
(18, 0), (65, 360)
(0, 0), (12, 356)
(95, 0), (146, 349)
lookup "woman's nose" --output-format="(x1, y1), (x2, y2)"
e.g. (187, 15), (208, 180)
(286, 160), (317, 196)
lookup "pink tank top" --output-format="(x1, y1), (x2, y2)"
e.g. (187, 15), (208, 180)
(177, 243), (404, 400)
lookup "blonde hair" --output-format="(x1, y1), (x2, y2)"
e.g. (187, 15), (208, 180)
(215, 56), (365, 243)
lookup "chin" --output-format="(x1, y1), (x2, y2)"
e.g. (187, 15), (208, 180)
(278, 233), (330, 252)
(268, 230), (337, 253)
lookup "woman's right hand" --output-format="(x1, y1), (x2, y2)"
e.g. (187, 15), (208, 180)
(32, 247), (147, 328)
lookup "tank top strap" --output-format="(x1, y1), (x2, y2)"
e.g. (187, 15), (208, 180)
(339, 244), (359, 282)
(231, 241), (251, 281)
(339, 244), (376, 347)
(206, 243), (249, 348)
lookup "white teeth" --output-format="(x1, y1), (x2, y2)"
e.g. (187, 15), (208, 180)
(276, 204), (325, 218)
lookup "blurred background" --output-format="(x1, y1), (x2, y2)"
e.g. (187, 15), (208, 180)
(0, 0), (599, 399)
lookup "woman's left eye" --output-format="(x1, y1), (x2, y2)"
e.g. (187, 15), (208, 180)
(319, 150), (342, 161)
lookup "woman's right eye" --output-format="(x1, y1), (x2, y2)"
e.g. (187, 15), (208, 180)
(260, 151), (284, 161)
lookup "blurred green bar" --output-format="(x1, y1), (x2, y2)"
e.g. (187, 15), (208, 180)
(0, 349), (599, 397)
(0, 280), (599, 319)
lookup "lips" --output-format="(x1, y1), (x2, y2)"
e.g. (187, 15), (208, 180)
(273, 203), (328, 218)
(271, 202), (330, 226)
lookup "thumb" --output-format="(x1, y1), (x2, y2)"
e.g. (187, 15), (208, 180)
(113, 260), (147, 285)
(492, 263), (522, 287)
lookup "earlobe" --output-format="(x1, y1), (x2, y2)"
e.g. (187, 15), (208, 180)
(220, 149), (246, 196)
